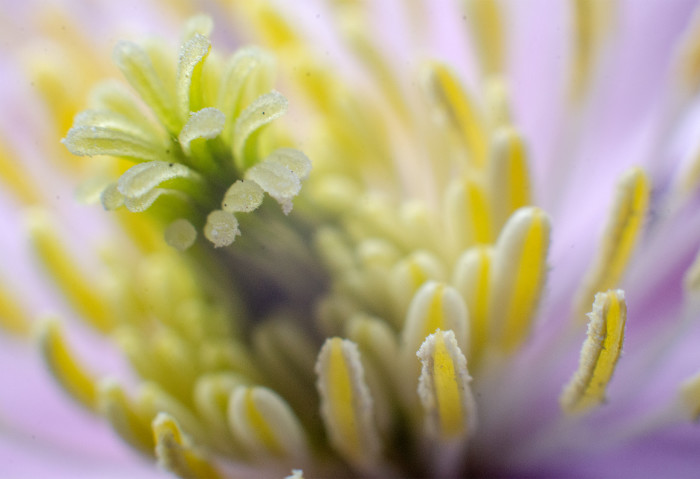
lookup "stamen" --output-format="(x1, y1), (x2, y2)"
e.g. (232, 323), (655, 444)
(446, 177), (493, 250)
(683, 247), (700, 292)
(28, 211), (113, 332)
(569, 0), (613, 102)
(488, 127), (532, 231)
(680, 370), (700, 420)
(228, 386), (308, 460)
(489, 207), (550, 352)
(98, 379), (155, 455)
(315, 337), (381, 468)
(0, 139), (40, 204)
(423, 62), (488, 168)
(37, 319), (98, 411)
(245, 151), (305, 215)
(561, 290), (627, 414)
(464, 0), (504, 77)
(453, 246), (494, 363)
(417, 330), (477, 440)
(675, 5), (700, 95)
(117, 161), (205, 200)
(390, 251), (446, 323)
(153, 413), (223, 479)
(573, 167), (649, 320)
(402, 282), (470, 360)
(0, 281), (30, 335)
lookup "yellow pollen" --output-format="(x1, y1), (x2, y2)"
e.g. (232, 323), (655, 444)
(328, 338), (360, 453)
(433, 333), (464, 438)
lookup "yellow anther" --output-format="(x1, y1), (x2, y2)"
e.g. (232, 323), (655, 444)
(417, 330), (477, 440)
(453, 246), (493, 363)
(402, 282), (469, 357)
(0, 139), (40, 204)
(489, 207), (550, 352)
(37, 319), (98, 411)
(679, 144), (700, 197)
(98, 379), (155, 455)
(28, 211), (113, 332)
(424, 62), (488, 168)
(675, 5), (700, 94)
(228, 386), (308, 460)
(464, 0), (504, 77)
(561, 290), (627, 414)
(684, 247), (700, 292)
(573, 167), (649, 320)
(488, 127), (532, 231)
(569, 0), (615, 102)
(680, 370), (700, 421)
(446, 177), (493, 253)
(484, 77), (512, 128)
(0, 281), (30, 336)
(315, 337), (380, 468)
(153, 413), (223, 479)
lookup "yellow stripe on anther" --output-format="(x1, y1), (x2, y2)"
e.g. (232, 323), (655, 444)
(315, 337), (380, 468)
(561, 290), (627, 414)
(453, 246), (493, 363)
(0, 283), (30, 336)
(38, 319), (97, 411)
(28, 211), (113, 333)
(464, 0), (504, 76)
(228, 386), (308, 460)
(680, 370), (700, 421)
(424, 62), (488, 168)
(153, 413), (222, 479)
(675, 6), (700, 94)
(569, 0), (613, 102)
(0, 140), (40, 205)
(417, 330), (477, 441)
(573, 168), (649, 320)
(98, 380), (155, 456)
(488, 127), (532, 231)
(490, 208), (550, 352)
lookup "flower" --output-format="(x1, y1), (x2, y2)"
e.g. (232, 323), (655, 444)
(3, 0), (700, 478)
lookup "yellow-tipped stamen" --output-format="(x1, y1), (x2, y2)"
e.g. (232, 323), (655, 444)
(417, 330), (477, 441)
(684, 247), (700, 292)
(402, 282), (470, 360)
(453, 246), (494, 363)
(680, 370), (700, 421)
(153, 413), (223, 479)
(98, 379), (156, 456)
(463, 0), (504, 77)
(489, 207), (550, 352)
(446, 177), (493, 251)
(569, 0), (615, 102)
(488, 127), (532, 231)
(675, 5), (700, 95)
(315, 337), (381, 468)
(37, 319), (98, 411)
(423, 62), (488, 168)
(484, 77), (512, 128)
(0, 139), (41, 204)
(0, 282), (30, 336)
(228, 386), (308, 461)
(390, 251), (446, 323)
(573, 167), (649, 320)
(28, 211), (113, 332)
(561, 290), (627, 414)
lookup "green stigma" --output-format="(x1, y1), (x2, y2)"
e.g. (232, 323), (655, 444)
(62, 15), (310, 250)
